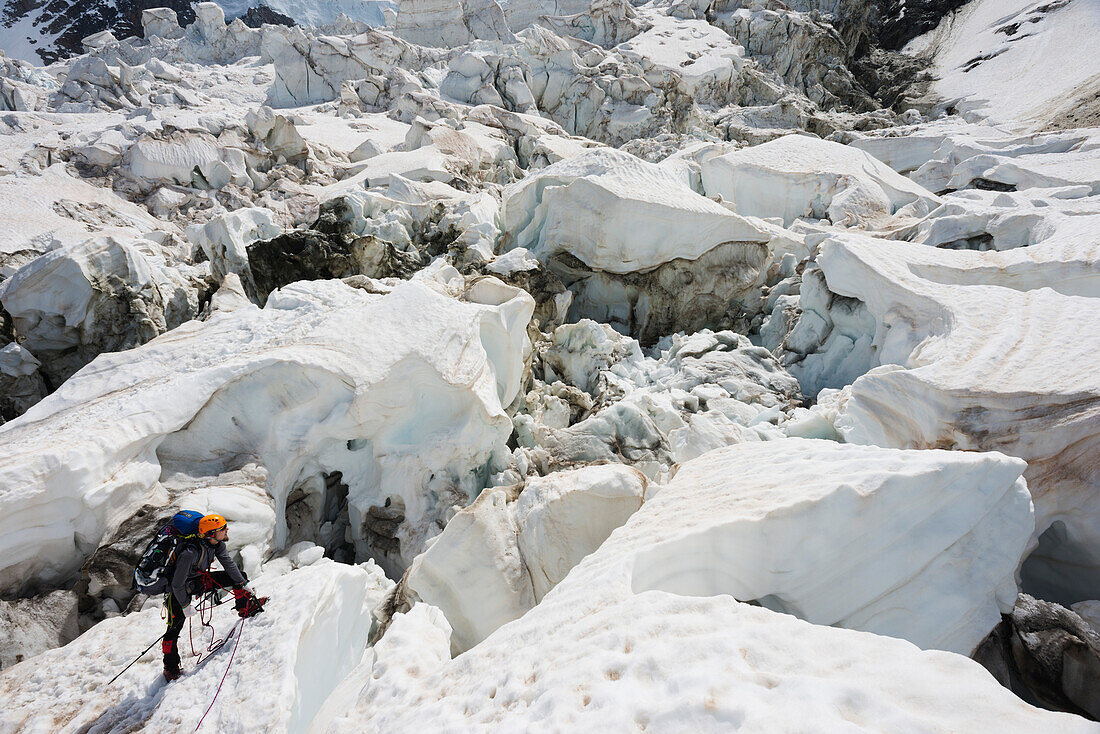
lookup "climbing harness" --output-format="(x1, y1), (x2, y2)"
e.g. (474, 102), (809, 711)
(189, 588), (236, 661)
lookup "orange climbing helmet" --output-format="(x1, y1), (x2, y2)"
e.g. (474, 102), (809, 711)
(198, 514), (228, 536)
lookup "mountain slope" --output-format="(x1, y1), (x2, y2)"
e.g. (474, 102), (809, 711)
(906, 0), (1100, 129)
(0, 0), (389, 64)
(1, 0), (198, 64)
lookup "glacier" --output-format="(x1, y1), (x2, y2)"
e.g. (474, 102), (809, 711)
(1, 0), (1099, 729)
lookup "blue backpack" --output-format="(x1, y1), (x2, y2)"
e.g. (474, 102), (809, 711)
(132, 510), (204, 593)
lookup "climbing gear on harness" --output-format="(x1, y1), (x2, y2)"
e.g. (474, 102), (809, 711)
(198, 514), (228, 537)
(189, 587), (236, 659)
(133, 510), (205, 594)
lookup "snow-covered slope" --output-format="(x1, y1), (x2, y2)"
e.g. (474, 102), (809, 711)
(321, 444), (1088, 732)
(908, 0), (1100, 129)
(0, 560), (393, 732)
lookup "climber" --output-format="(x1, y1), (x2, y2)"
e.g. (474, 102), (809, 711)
(161, 514), (265, 682)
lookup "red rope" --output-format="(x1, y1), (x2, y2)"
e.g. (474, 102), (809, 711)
(188, 589), (230, 657)
(193, 618), (244, 732)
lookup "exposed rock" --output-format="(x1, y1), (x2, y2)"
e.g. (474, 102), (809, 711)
(0, 342), (48, 422)
(875, 0), (968, 51)
(849, 45), (933, 112)
(244, 199), (431, 304)
(1, 0), (198, 64)
(77, 503), (176, 611)
(248, 222), (360, 304)
(0, 590), (80, 670)
(975, 594), (1100, 720)
(0, 235), (202, 387)
(236, 5), (296, 28)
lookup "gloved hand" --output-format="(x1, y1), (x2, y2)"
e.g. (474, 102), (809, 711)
(237, 594), (267, 616)
(232, 587), (267, 618)
(182, 604), (196, 618)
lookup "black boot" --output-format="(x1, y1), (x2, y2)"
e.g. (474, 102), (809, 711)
(163, 639), (181, 681)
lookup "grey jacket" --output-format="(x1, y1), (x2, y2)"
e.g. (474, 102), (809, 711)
(169, 539), (247, 606)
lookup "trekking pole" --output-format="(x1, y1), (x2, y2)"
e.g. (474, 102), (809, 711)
(107, 634), (163, 686)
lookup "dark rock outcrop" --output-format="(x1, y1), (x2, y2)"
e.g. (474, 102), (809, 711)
(237, 5), (295, 28)
(766, 0), (973, 112)
(0, 303), (12, 344)
(0, 0), (296, 64)
(78, 503), (175, 611)
(849, 46), (934, 111)
(0, 589), (80, 670)
(0, 0), (197, 64)
(246, 198), (465, 305)
(247, 200), (368, 305)
(974, 593), (1100, 720)
(875, 0), (969, 51)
